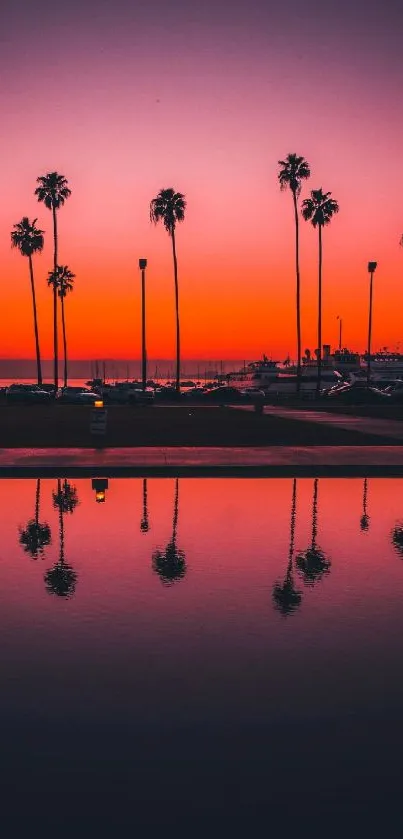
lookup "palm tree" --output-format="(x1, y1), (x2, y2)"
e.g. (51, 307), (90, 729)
(48, 265), (75, 388)
(391, 523), (403, 558)
(272, 478), (302, 616)
(10, 217), (44, 385)
(140, 478), (150, 533)
(45, 479), (77, 598)
(296, 478), (331, 586)
(360, 478), (370, 531)
(152, 478), (187, 584)
(52, 479), (79, 514)
(35, 172), (71, 391)
(150, 188), (186, 393)
(19, 478), (51, 559)
(301, 189), (339, 395)
(278, 154), (311, 394)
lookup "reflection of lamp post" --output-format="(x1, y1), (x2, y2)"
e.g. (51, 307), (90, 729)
(92, 478), (109, 503)
(336, 315), (342, 351)
(367, 261), (377, 387)
(139, 259), (147, 392)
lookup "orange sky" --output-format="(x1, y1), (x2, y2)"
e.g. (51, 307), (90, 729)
(1, 0), (403, 363)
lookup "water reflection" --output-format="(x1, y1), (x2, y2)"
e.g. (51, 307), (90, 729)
(140, 478), (150, 533)
(272, 478), (302, 616)
(19, 478), (52, 559)
(296, 478), (331, 586)
(45, 478), (77, 598)
(392, 523), (403, 558)
(360, 478), (370, 531)
(152, 478), (187, 585)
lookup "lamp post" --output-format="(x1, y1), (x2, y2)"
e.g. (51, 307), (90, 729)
(336, 315), (342, 351)
(366, 261), (377, 387)
(139, 259), (147, 391)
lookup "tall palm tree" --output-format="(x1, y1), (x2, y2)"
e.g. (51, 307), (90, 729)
(48, 265), (75, 388)
(301, 189), (339, 395)
(140, 478), (150, 533)
(296, 478), (331, 586)
(272, 478), (302, 616)
(19, 478), (51, 559)
(45, 479), (77, 598)
(150, 188), (186, 393)
(152, 478), (187, 584)
(391, 523), (403, 558)
(35, 172), (71, 391)
(278, 154), (311, 394)
(360, 478), (370, 531)
(10, 217), (44, 385)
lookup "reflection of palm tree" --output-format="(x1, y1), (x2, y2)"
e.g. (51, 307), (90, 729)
(296, 479), (331, 586)
(391, 523), (403, 558)
(45, 479), (77, 598)
(360, 478), (370, 531)
(19, 478), (51, 559)
(140, 478), (150, 533)
(152, 478), (187, 585)
(272, 479), (302, 616)
(52, 479), (79, 514)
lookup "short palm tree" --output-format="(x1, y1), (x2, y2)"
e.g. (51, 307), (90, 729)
(140, 478), (150, 533)
(35, 172), (71, 391)
(11, 217), (44, 385)
(52, 479), (79, 514)
(272, 478), (302, 616)
(152, 478), (187, 584)
(391, 523), (403, 558)
(48, 265), (75, 387)
(278, 154), (311, 394)
(150, 188), (186, 393)
(19, 478), (51, 559)
(301, 189), (339, 395)
(296, 478), (331, 586)
(360, 478), (370, 531)
(45, 480), (77, 598)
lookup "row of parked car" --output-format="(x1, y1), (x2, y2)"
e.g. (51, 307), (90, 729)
(321, 379), (403, 404)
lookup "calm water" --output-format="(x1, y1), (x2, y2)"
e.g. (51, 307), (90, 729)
(2, 476), (403, 830)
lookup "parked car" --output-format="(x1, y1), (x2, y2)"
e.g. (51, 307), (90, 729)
(202, 386), (255, 404)
(128, 388), (155, 405)
(324, 382), (391, 404)
(58, 387), (100, 404)
(6, 384), (51, 404)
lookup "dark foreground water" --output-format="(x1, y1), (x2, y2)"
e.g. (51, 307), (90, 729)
(2, 476), (403, 831)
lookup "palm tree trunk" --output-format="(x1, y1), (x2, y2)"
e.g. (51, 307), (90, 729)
(311, 478), (318, 549)
(367, 271), (374, 387)
(58, 479), (65, 565)
(287, 477), (297, 575)
(35, 478), (40, 529)
(293, 192), (302, 395)
(61, 295), (68, 387)
(28, 255), (42, 386)
(316, 225), (322, 397)
(172, 478), (179, 545)
(52, 207), (58, 392)
(171, 230), (181, 393)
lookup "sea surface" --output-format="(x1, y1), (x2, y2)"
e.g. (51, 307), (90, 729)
(1, 476), (403, 830)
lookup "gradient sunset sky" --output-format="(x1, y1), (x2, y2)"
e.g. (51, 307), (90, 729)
(1, 0), (402, 362)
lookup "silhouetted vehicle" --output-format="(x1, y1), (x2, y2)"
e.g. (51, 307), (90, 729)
(57, 386), (99, 404)
(383, 381), (403, 402)
(201, 386), (254, 403)
(128, 388), (155, 405)
(324, 381), (390, 403)
(7, 384), (51, 403)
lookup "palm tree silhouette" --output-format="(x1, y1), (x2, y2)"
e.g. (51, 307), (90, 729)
(35, 172), (71, 391)
(272, 478), (302, 616)
(152, 478), (187, 585)
(45, 479), (77, 598)
(19, 478), (51, 559)
(296, 479), (331, 586)
(301, 189), (339, 395)
(278, 154), (311, 395)
(52, 479), (79, 514)
(140, 478), (150, 533)
(11, 217), (45, 386)
(150, 188), (186, 394)
(360, 478), (370, 531)
(391, 523), (403, 558)
(48, 265), (75, 388)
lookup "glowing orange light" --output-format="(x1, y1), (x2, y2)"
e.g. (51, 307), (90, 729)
(94, 400), (104, 408)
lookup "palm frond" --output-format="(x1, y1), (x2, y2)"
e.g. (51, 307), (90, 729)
(278, 153), (310, 196)
(11, 217), (44, 256)
(150, 187), (186, 234)
(35, 171), (71, 209)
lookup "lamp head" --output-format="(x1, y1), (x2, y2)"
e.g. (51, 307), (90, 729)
(368, 261), (377, 273)
(139, 258), (147, 270)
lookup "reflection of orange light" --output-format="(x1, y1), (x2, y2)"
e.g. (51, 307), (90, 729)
(94, 400), (104, 408)
(95, 490), (106, 503)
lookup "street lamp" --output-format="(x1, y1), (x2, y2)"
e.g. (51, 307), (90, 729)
(336, 315), (343, 351)
(139, 259), (147, 392)
(366, 261), (377, 387)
